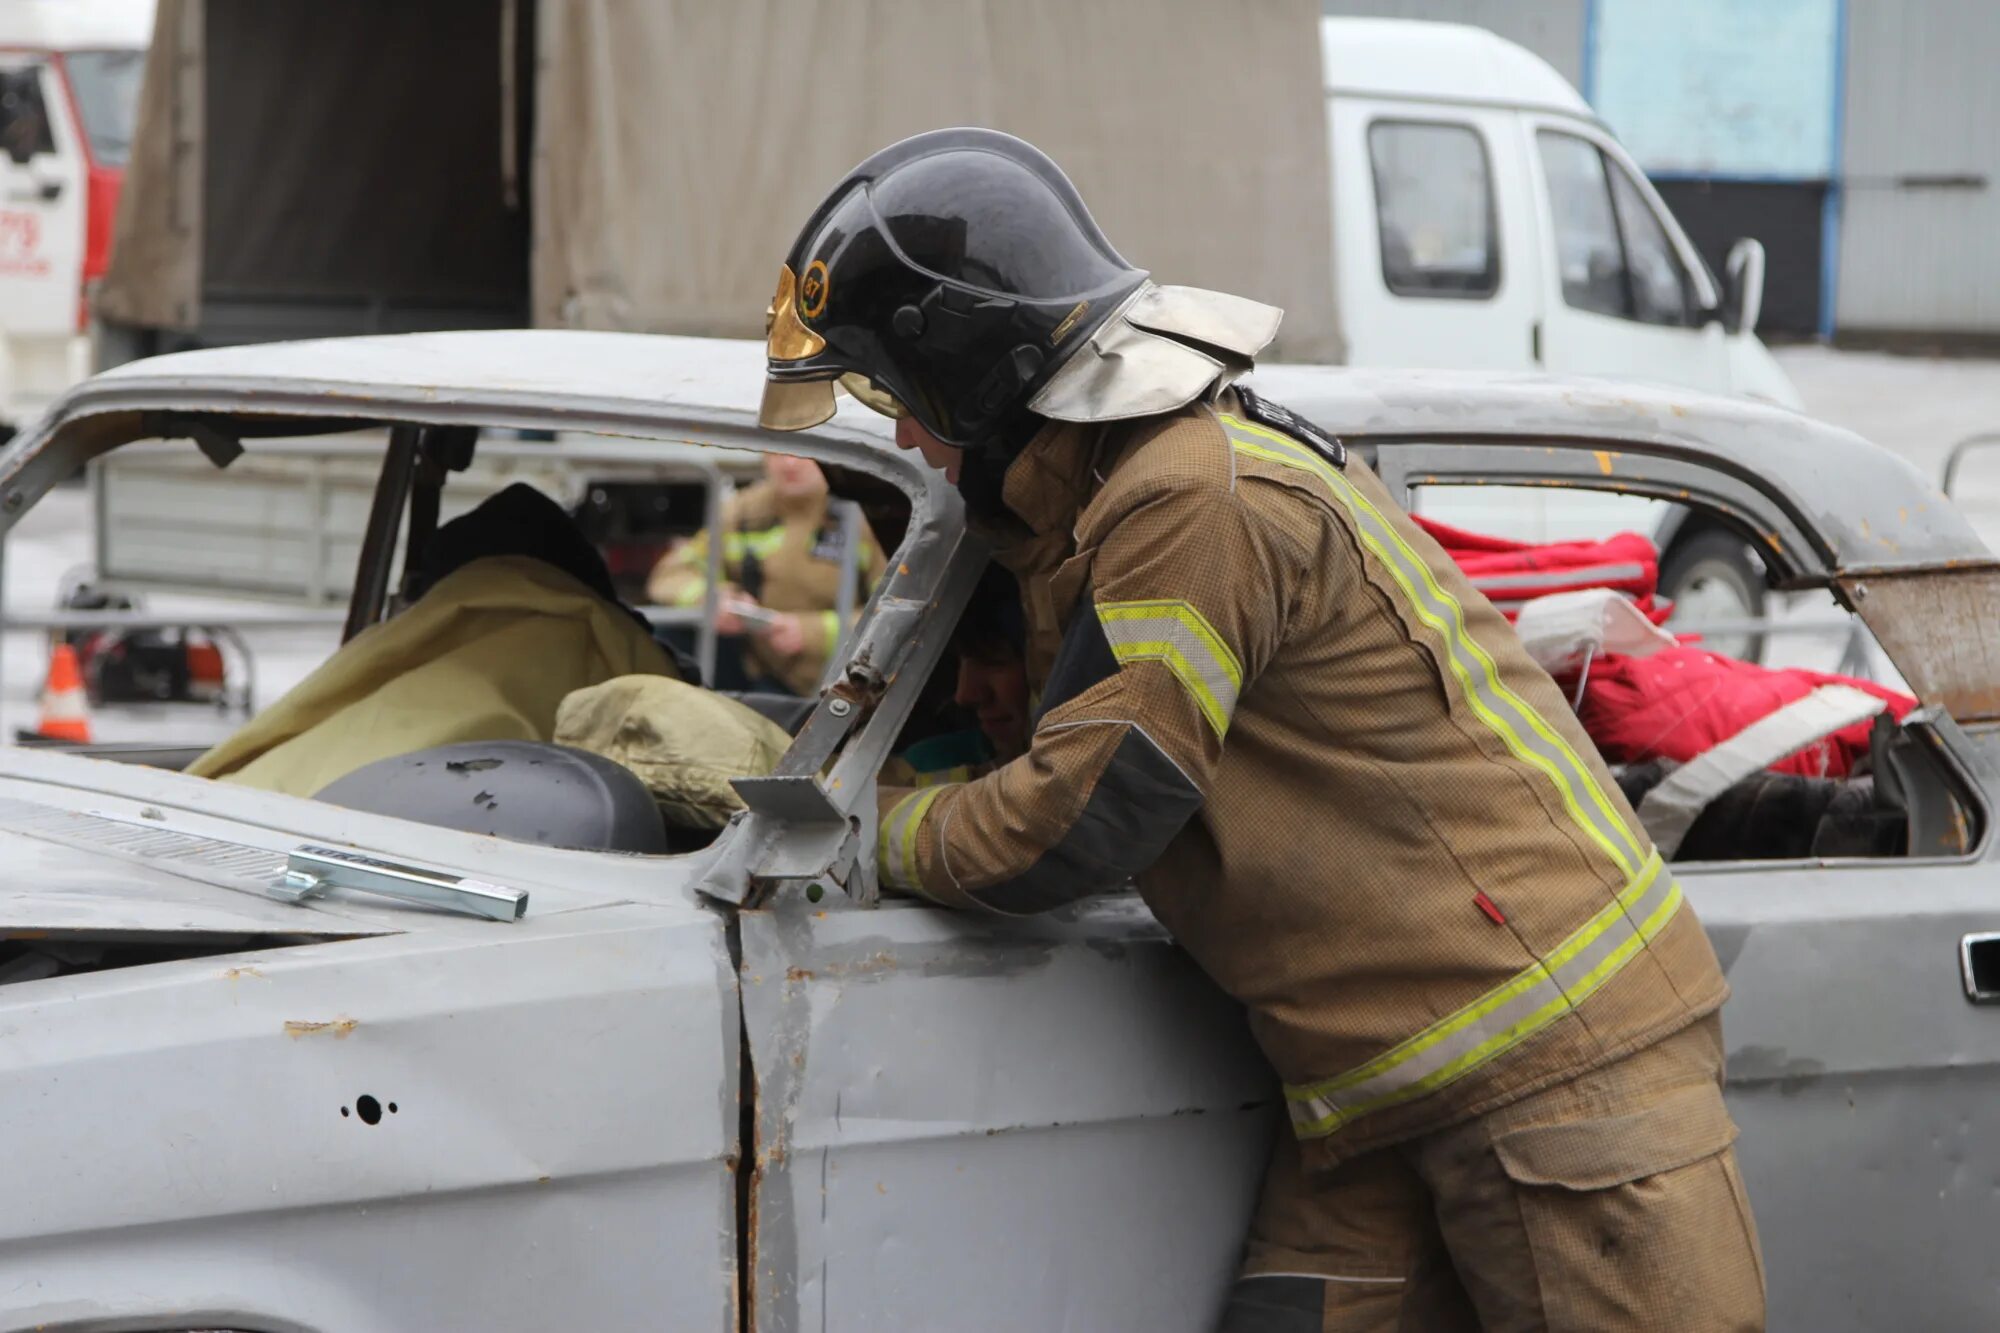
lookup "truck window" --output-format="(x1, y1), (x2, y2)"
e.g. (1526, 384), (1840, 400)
(1605, 163), (1695, 327)
(1367, 120), (1498, 299)
(65, 50), (144, 169)
(1537, 131), (1627, 319)
(0, 67), (56, 166)
(1537, 131), (1696, 329)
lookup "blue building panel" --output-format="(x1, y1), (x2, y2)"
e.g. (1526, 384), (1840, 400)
(1591, 0), (1838, 179)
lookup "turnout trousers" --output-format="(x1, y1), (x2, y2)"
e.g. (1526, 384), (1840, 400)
(1220, 1017), (1765, 1332)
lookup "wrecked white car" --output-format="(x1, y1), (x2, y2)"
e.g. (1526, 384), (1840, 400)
(0, 332), (1995, 1330)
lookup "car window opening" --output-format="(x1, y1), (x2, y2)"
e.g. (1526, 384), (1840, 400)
(1408, 480), (1984, 866)
(53, 421), (912, 862)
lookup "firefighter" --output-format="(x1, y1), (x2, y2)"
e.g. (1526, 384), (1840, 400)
(647, 452), (884, 696)
(757, 129), (1763, 1331)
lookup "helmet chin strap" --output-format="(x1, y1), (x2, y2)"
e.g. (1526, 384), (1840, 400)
(953, 406), (1042, 521)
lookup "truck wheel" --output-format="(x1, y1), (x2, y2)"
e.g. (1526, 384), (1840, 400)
(1660, 528), (1767, 662)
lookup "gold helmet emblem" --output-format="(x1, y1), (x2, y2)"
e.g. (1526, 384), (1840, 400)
(765, 264), (826, 362)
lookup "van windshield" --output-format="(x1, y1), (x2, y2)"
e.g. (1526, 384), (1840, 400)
(65, 49), (144, 168)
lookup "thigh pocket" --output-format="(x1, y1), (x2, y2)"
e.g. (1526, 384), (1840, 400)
(1492, 1083), (1763, 1331)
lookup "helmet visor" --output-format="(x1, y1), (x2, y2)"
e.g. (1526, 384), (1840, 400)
(758, 377), (839, 432)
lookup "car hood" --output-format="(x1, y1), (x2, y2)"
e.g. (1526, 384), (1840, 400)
(0, 750), (718, 948)
(0, 814), (398, 944)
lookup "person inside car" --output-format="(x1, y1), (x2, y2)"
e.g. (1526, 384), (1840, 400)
(189, 483), (679, 797)
(648, 452), (884, 695)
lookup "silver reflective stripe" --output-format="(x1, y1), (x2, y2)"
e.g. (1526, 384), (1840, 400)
(1637, 684), (1889, 856)
(1220, 413), (1646, 878)
(1465, 561), (1648, 594)
(1097, 599), (1242, 737)
(879, 786), (951, 893)
(1286, 852), (1683, 1138)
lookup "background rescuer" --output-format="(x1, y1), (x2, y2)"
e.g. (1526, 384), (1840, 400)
(759, 128), (1764, 1331)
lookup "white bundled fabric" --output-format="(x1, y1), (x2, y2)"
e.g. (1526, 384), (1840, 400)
(1512, 588), (1677, 677)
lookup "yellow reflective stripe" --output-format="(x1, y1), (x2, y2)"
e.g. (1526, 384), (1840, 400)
(1218, 412), (1642, 877)
(723, 527), (787, 560)
(819, 609), (843, 650)
(670, 579), (707, 608)
(1283, 853), (1683, 1139)
(1097, 599), (1243, 737)
(914, 764), (973, 788)
(879, 785), (950, 893)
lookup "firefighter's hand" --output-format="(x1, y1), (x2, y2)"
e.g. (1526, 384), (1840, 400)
(715, 589), (760, 636)
(761, 611), (810, 656)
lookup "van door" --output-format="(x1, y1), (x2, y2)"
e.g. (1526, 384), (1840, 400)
(1329, 98), (1543, 370)
(0, 57), (83, 339)
(1527, 118), (1732, 392)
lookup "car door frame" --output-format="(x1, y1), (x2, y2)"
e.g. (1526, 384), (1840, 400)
(1374, 437), (2000, 1326)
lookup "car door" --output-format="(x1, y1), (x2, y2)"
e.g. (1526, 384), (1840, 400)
(1379, 445), (2000, 1328)
(736, 894), (1277, 1333)
(1526, 117), (1732, 393)
(0, 55), (83, 339)
(1328, 96), (1543, 370)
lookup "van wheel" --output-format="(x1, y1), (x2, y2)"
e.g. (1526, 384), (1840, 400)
(1660, 528), (1767, 662)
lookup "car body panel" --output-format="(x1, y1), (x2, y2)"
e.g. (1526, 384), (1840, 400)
(2, 900), (741, 1331)
(738, 897), (1275, 1333)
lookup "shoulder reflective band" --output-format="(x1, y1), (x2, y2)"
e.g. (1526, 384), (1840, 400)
(723, 527), (788, 561)
(880, 785), (952, 893)
(1096, 599), (1243, 737)
(1638, 683), (1889, 857)
(1284, 850), (1682, 1139)
(1219, 412), (1645, 879)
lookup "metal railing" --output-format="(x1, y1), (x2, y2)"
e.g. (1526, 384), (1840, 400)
(1941, 432), (2000, 497)
(1668, 613), (1880, 679)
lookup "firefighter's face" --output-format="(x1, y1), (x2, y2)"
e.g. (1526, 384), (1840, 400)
(895, 415), (963, 484)
(954, 643), (1031, 761)
(765, 452), (827, 499)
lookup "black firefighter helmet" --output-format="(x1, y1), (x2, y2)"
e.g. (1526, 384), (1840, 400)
(759, 128), (1148, 452)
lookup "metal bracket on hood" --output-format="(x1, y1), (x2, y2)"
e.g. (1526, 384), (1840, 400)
(270, 845), (527, 922)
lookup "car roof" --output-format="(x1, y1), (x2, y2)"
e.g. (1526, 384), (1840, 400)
(1320, 17), (1592, 117)
(13, 329), (1986, 574)
(1249, 362), (1983, 573)
(84, 329), (856, 437)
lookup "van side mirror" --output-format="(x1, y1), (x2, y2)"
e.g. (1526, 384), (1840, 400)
(1722, 237), (1766, 336)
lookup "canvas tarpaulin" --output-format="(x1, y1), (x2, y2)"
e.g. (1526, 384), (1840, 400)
(95, 0), (198, 328)
(106, 0), (1339, 358)
(101, 0), (529, 334)
(532, 0), (1341, 359)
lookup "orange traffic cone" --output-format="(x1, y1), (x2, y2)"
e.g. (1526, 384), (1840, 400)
(35, 642), (93, 743)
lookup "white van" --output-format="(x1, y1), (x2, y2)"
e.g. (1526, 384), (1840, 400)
(0, 0), (150, 436)
(1323, 19), (1798, 645)
(1324, 18), (1795, 403)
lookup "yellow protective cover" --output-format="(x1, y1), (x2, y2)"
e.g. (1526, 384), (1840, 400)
(189, 556), (675, 797)
(554, 675), (792, 830)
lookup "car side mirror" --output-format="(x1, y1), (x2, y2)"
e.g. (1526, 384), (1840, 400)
(1722, 237), (1766, 336)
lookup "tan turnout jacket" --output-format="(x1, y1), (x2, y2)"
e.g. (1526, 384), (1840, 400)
(648, 482), (883, 696)
(879, 394), (1727, 1164)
